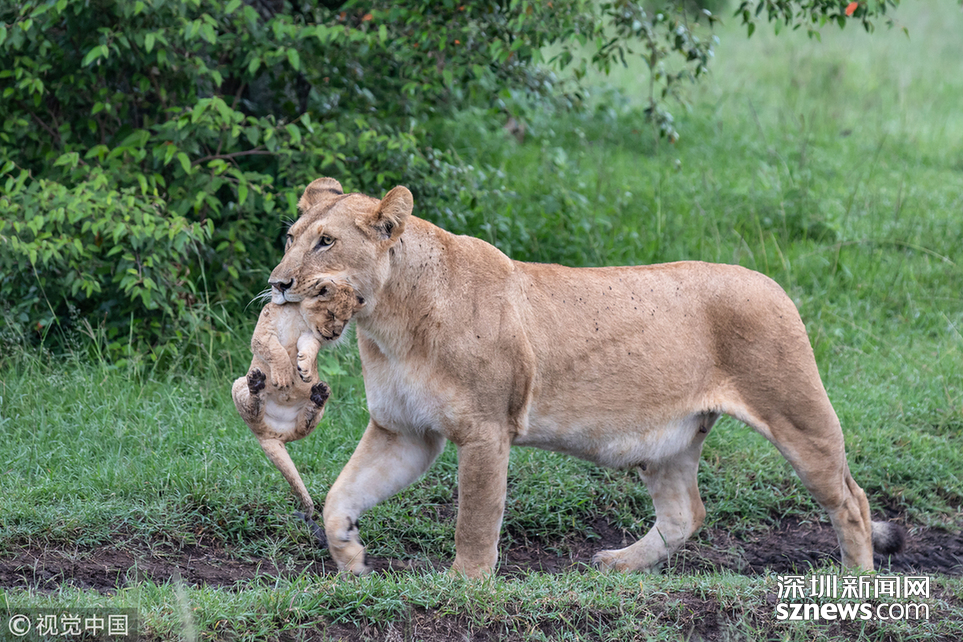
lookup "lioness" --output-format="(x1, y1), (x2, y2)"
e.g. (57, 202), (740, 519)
(232, 279), (365, 519)
(268, 177), (903, 577)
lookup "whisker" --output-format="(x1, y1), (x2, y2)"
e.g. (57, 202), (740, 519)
(246, 288), (273, 310)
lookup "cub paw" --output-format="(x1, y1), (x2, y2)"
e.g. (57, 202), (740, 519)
(272, 368), (294, 391)
(297, 355), (314, 383)
(310, 381), (331, 407)
(247, 369), (267, 395)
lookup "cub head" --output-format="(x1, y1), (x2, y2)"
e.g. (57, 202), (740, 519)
(268, 178), (413, 308)
(300, 280), (366, 343)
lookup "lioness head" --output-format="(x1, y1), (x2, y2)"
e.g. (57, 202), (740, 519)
(268, 178), (413, 308)
(301, 279), (366, 343)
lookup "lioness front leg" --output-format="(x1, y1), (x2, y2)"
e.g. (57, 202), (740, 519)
(323, 421), (446, 575)
(451, 431), (511, 577)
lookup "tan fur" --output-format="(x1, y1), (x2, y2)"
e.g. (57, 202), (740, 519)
(232, 279), (365, 518)
(269, 177), (899, 577)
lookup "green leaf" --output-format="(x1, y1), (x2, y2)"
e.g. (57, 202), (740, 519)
(200, 23), (217, 45)
(225, 0), (241, 14)
(238, 182), (248, 206)
(82, 45), (105, 67)
(286, 48), (300, 71)
(285, 123), (301, 145)
(145, 32), (155, 53)
(53, 152), (79, 167)
(247, 56), (261, 75)
(176, 152), (191, 174)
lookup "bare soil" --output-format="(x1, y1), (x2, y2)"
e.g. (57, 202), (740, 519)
(2, 518), (960, 641)
(2, 518), (960, 592)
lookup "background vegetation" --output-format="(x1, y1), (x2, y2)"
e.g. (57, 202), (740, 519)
(2, 0), (962, 640)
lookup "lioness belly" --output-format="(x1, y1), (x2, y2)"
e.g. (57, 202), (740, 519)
(515, 411), (708, 469)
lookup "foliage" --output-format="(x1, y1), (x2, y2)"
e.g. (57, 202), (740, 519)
(0, 0), (913, 356)
(0, 0), (588, 353)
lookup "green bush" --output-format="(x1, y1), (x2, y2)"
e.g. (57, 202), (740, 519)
(0, 0), (592, 353)
(0, 0), (901, 357)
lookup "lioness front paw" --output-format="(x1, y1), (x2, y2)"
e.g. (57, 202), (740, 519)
(310, 381), (331, 407)
(327, 516), (372, 576)
(247, 369), (267, 395)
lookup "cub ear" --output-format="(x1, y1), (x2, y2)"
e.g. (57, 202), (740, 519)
(362, 185), (412, 243)
(298, 177), (344, 214)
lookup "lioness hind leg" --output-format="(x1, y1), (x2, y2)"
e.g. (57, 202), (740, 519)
(593, 417), (715, 573)
(762, 406), (878, 571)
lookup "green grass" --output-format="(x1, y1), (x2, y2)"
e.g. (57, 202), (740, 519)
(2, 0), (963, 639)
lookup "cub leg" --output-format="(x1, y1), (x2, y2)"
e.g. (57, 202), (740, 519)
(593, 415), (715, 573)
(451, 429), (512, 577)
(323, 421), (446, 575)
(258, 437), (316, 519)
(290, 382), (331, 442)
(252, 328), (295, 390)
(296, 334), (322, 383)
(232, 369), (267, 426)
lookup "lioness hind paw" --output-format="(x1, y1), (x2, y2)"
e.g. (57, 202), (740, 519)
(591, 550), (637, 573)
(310, 382), (331, 407)
(247, 369), (267, 394)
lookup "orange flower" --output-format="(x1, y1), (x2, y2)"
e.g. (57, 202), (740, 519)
(845, 2), (858, 16)
(362, 13), (373, 21)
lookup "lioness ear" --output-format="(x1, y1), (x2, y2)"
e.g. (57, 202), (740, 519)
(298, 177), (344, 214)
(363, 185), (412, 243)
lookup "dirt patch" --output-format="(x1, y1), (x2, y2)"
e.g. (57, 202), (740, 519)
(0, 542), (334, 593)
(1, 519), (960, 593)
(500, 517), (963, 577)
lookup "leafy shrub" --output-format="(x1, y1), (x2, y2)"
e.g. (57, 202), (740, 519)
(0, 0), (589, 353)
(0, 0), (901, 357)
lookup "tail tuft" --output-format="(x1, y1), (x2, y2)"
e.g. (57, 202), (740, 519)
(871, 521), (906, 556)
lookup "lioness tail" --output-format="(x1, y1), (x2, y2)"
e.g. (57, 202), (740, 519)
(871, 521), (906, 556)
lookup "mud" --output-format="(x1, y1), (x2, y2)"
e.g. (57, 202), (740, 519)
(1, 518), (960, 593)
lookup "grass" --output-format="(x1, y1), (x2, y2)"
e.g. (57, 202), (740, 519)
(2, 0), (963, 639)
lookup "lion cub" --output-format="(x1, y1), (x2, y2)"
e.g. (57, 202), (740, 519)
(231, 280), (365, 520)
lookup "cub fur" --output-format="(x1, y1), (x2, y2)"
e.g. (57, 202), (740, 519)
(231, 279), (365, 518)
(267, 177), (903, 577)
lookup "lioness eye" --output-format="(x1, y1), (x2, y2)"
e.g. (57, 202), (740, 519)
(316, 234), (334, 250)
(285, 234), (293, 249)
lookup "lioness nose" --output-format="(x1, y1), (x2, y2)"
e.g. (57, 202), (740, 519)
(270, 278), (294, 293)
